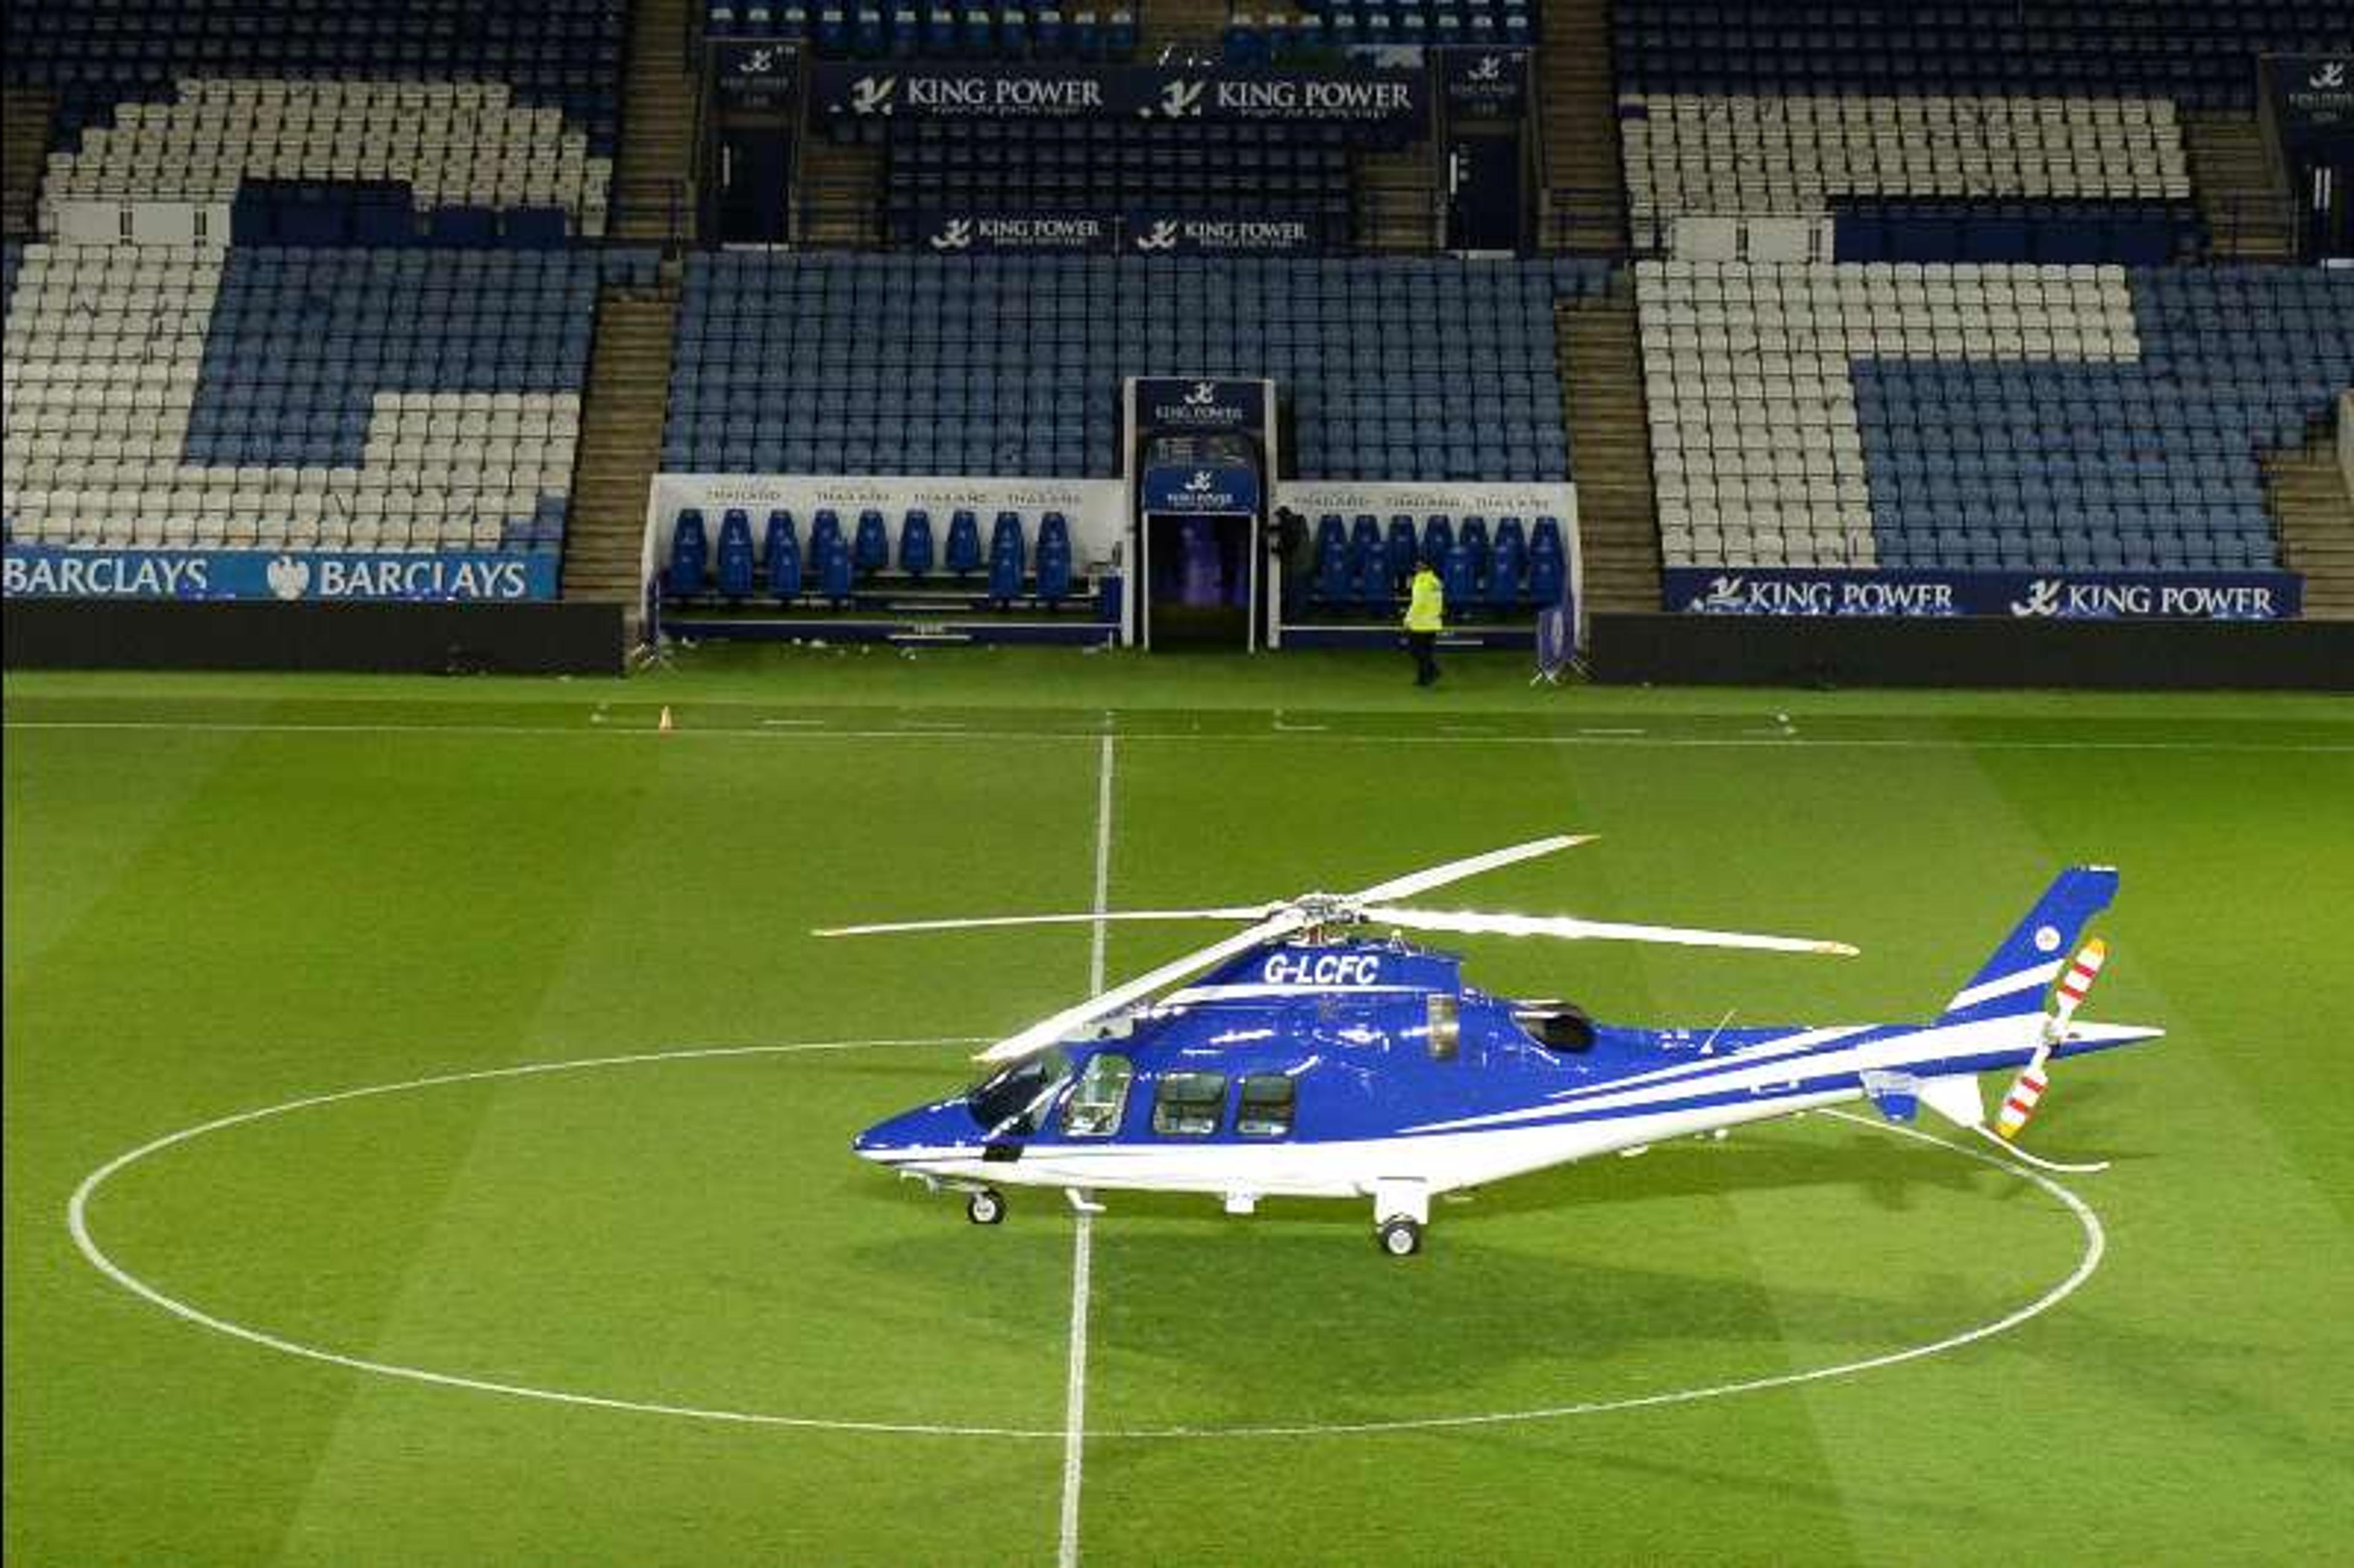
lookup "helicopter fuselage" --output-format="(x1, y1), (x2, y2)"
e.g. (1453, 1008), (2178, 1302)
(850, 936), (2157, 1232)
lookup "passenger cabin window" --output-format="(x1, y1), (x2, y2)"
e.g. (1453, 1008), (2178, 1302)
(1151, 1071), (1228, 1137)
(1060, 1052), (1135, 1138)
(1235, 1074), (1297, 1138)
(1426, 995), (1461, 1061)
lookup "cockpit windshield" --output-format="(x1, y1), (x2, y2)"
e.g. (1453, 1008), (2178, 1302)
(965, 1049), (1074, 1136)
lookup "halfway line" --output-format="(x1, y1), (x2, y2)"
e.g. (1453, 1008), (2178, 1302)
(1060, 733), (1116, 1567)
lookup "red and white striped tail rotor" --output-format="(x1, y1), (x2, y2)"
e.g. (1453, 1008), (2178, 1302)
(1998, 937), (2109, 1142)
(1995, 1063), (2051, 1140)
(2044, 937), (2108, 1043)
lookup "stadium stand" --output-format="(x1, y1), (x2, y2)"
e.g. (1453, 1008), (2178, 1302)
(1611, 1), (2350, 258)
(1640, 259), (2354, 573)
(881, 122), (1355, 242)
(1221, 0), (1538, 57)
(1612, 1), (2342, 112)
(706, 2), (1140, 59)
(42, 82), (611, 240)
(662, 254), (1607, 481)
(1, 245), (655, 554)
(4, 0), (628, 236)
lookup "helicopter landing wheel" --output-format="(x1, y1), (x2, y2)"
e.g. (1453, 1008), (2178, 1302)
(966, 1188), (1007, 1226)
(1376, 1217), (1423, 1257)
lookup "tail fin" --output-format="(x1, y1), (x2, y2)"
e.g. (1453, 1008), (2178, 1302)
(1938, 867), (2119, 1026)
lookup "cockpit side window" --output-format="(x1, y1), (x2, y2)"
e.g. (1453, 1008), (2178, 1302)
(1235, 1073), (1297, 1138)
(1060, 1052), (1135, 1138)
(966, 1049), (1073, 1136)
(1151, 1071), (1228, 1137)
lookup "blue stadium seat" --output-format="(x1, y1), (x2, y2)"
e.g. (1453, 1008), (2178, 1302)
(1526, 538), (1563, 607)
(1486, 525), (1526, 609)
(1456, 515), (1491, 585)
(1441, 547), (1477, 612)
(810, 508), (845, 571)
(1421, 514), (1454, 568)
(821, 533), (854, 605)
(668, 509), (709, 598)
(715, 508), (758, 599)
(1038, 510), (1072, 557)
(854, 508), (892, 575)
(1037, 532), (1073, 604)
(991, 510), (1027, 574)
(946, 508), (983, 574)
(1385, 514), (1420, 585)
(900, 508), (935, 576)
(765, 510), (804, 600)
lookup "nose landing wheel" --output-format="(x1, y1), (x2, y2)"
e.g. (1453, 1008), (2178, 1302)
(1376, 1217), (1423, 1257)
(966, 1188), (1007, 1225)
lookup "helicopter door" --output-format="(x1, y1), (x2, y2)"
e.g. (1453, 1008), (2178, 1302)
(1426, 995), (1461, 1061)
(1059, 1052), (1135, 1138)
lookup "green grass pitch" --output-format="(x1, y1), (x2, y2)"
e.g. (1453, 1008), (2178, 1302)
(7, 649), (2352, 1565)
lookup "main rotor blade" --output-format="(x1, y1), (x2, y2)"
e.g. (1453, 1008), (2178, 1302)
(815, 907), (1274, 937)
(1346, 834), (1597, 906)
(1359, 905), (1859, 957)
(973, 908), (1312, 1064)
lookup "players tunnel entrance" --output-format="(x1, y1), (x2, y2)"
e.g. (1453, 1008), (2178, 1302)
(1135, 432), (1268, 650)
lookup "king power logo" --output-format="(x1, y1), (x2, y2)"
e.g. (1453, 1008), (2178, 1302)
(1132, 219), (1180, 252)
(850, 75), (898, 115)
(2312, 61), (2348, 90)
(1470, 54), (1505, 82)
(928, 218), (974, 251)
(1155, 79), (1208, 118)
(1184, 470), (1215, 492)
(1184, 382), (1217, 406)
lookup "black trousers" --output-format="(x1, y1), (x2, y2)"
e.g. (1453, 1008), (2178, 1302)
(1407, 630), (1438, 685)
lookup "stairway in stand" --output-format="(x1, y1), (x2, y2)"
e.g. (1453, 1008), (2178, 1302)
(1355, 147), (1439, 251)
(2185, 116), (2297, 262)
(793, 137), (884, 248)
(1556, 276), (1659, 612)
(611, 0), (701, 242)
(562, 285), (682, 630)
(1534, 0), (1626, 254)
(2266, 425), (2354, 619)
(2, 88), (56, 239)
(1137, 0), (1228, 58)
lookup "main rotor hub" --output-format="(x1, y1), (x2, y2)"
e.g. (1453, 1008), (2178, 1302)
(1291, 892), (1362, 927)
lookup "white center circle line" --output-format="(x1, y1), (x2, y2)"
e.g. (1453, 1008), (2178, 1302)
(67, 1046), (2107, 1441)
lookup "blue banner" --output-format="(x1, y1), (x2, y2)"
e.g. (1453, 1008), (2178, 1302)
(1438, 48), (1529, 119)
(816, 63), (1427, 131)
(712, 39), (801, 113)
(1134, 378), (1268, 435)
(1663, 567), (2304, 621)
(2, 547), (560, 603)
(2264, 55), (2354, 153)
(1123, 210), (1326, 255)
(1141, 461), (1261, 514)
(910, 210), (1122, 254)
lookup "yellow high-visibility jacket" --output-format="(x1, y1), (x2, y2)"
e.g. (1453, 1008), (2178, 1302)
(1404, 566), (1444, 632)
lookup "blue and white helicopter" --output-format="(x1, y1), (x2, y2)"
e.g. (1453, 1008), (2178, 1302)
(837, 837), (2158, 1255)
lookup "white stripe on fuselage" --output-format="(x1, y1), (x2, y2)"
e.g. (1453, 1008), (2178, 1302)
(872, 1088), (1864, 1201)
(1404, 1014), (2039, 1135)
